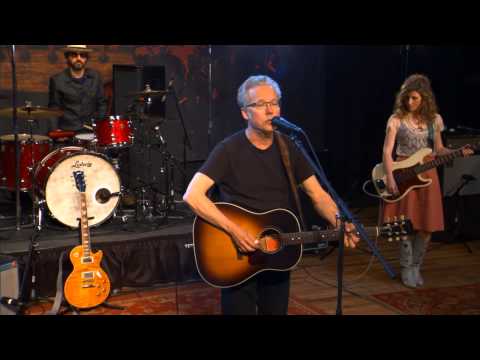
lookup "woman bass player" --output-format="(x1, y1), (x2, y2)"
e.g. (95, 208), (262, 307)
(381, 74), (474, 288)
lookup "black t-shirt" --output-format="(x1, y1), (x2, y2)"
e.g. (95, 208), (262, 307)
(199, 130), (314, 213)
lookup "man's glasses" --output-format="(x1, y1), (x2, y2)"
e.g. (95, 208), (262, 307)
(67, 52), (88, 59)
(245, 100), (280, 109)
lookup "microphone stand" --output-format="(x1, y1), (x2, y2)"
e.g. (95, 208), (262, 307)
(447, 176), (474, 253)
(11, 45), (22, 231)
(168, 82), (192, 192)
(402, 45), (410, 81)
(160, 81), (192, 218)
(286, 128), (396, 279)
(335, 214), (345, 315)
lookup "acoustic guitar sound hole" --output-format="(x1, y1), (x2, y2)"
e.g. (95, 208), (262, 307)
(259, 228), (282, 254)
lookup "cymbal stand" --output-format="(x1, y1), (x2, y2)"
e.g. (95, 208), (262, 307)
(128, 91), (160, 223)
(10, 45), (22, 231)
(166, 80), (192, 192)
(153, 137), (187, 219)
(25, 102), (40, 227)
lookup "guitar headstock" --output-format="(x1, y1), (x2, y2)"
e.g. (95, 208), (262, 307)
(380, 215), (414, 242)
(73, 171), (86, 193)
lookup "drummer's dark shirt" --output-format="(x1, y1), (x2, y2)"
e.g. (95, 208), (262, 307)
(48, 68), (107, 131)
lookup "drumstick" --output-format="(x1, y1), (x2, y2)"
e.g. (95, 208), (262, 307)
(83, 124), (93, 131)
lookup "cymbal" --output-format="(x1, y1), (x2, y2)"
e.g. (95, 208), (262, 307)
(126, 89), (168, 97)
(0, 106), (64, 119)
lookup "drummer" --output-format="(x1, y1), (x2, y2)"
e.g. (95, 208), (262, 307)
(48, 45), (107, 144)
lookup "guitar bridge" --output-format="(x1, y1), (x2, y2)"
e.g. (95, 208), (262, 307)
(81, 271), (94, 280)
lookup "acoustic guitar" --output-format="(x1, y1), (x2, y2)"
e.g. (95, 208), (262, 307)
(64, 171), (111, 309)
(372, 144), (478, 203)
(193, 202), (413, 288)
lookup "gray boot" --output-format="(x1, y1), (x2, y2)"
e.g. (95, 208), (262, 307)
(412, 234), (428, 287)
(400, 239), (416, 288)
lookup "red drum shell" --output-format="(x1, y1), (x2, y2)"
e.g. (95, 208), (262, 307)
(0, 134), (52, 191)
(94, 116), (133, 148)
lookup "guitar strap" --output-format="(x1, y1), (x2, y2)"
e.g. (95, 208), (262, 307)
(45, 250), (67, 315)
(274, 131), (307, 231)
(427, 121), (434, 149)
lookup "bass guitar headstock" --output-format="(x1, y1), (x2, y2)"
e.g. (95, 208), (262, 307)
(380, 215), (414, 242)
(73, 171), (86, 193)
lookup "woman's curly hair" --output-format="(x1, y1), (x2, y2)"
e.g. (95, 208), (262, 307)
(393, 74), (438, 123)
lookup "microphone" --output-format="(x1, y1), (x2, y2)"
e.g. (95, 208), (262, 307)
(271, 116), (303, 133)
(0, 296), (22, 309)
(161, 78), (175, 103)
(95, 189), (121, 204)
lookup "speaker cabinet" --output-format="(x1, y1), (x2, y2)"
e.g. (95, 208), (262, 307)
(0, 256), (19, 315)
(442, 155), (480, 197)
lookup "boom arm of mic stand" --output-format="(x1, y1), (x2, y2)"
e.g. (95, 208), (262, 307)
(290, 130), (396, 279)
(170, 87), (192, 151)
(169, 86), (192, 192)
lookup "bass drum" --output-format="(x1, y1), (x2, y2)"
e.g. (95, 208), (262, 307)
(34, 147), (121, 228)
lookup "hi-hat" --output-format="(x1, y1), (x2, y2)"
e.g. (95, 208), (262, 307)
(0, 106), (64, 119)
(126, 89), (168, 97)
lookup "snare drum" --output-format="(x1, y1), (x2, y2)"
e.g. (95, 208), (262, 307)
(34, 147), (121, 228)
(94, 115), (133, 148)
(0, 134), (52, 191)
(74, 132), (97, 151)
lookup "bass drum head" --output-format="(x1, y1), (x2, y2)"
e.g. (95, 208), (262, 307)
(45, 152), (121, 228)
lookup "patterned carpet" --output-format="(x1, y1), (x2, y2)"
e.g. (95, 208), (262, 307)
(24, 281), (326, 315)
(373, 283), (480, 315)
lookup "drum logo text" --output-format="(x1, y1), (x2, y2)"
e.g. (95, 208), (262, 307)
(72, 160), (93, 169)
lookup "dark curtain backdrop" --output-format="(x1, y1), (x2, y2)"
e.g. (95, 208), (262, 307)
(1, 45), (479, 200)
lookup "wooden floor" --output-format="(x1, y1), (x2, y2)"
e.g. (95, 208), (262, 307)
(290, 206), (480, 315)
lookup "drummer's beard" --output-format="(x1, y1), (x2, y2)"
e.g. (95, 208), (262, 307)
(68, 58), (86, 72)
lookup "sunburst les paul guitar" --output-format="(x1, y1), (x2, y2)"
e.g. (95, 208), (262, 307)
(193, 202), (413, 288)
(372, 144), (479, 203)
(64, 171), (111, 309)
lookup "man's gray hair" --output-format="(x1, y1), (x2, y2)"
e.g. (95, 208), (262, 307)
(237, 75), (282, 108)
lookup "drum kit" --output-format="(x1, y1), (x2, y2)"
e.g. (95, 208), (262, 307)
(0, 85), (186, 232)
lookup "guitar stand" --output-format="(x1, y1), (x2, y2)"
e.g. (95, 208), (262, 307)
(59, 300), (124, 315)
(49, 217), (125, 315)
(73, 217), (125, 313)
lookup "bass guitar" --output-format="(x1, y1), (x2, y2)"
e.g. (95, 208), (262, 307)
(372, 144), (478, 203)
